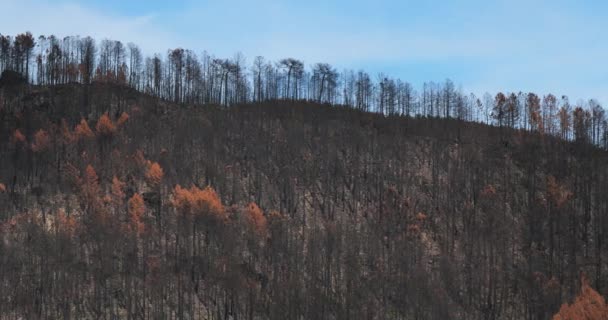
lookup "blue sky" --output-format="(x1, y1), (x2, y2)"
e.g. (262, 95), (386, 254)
(1, 0), (607, 104)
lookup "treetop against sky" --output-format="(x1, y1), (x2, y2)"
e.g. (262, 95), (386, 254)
(1, 0), (607, 104)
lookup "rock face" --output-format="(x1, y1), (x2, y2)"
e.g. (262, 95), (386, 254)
(552, 274), (608, 320)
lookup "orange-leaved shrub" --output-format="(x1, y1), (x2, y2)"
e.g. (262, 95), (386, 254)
(552, 273), (608, 320)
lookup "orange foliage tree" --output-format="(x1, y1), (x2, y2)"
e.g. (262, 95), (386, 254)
(110, 175), (126, 208)
(74, 119), (94, 141)
(128, 193), (146, 235)
(81, 165), (101, 210)
(0, 183), (6, 193)
(134, 149), (147, 167)
(244, 202), (267, 234)
(116, 112), (129, 127)
(95, 113), (116, 136)
(145, 162), (164, 186)
(133, 150), (164, 186)
(171, 185), (225, 221)
(552, 274), (608, 320)
(31, 129), (51, 152)
(111, 176), (125, 200)
(59, 119), (74, 144)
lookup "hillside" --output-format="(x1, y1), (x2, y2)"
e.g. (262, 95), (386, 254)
(1, 82), (608, 320)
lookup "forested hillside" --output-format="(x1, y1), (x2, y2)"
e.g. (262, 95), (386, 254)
(1, 32), (607, 149)
(0, 32), (608, 320)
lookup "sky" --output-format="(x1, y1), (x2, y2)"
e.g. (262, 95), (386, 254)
(1, 0), (607, 104)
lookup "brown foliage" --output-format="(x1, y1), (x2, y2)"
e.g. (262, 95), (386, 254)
(133, 150), (165, 186)
(10, 129), (26, 145)
(171, 185), (193, 212)
(267, 210), (286, 233)
(547, 176), (573, 208)
(0, 183), (6, 193)
(171, 185), (225, 221)
(59, 119), (74, 144)
(111, 176), (126, 203)
(146, 162), (164, 186)
(128, 193), (146, 235)
(268, 210), (284, 221)
(134, 149), (147, 167)
(63, 163), (81, 186)
(3, 212), (40, 234)
(245, 202), (267, 234)
(480, 184), (497, 197)
(116, 112), (129, 127)
(74, 119), (94, 141)
(145, 255), (161, 285)
(406, 223), (421, 235)
(558, 107), (571, 136)
(84, 165), (99, 187)
(552, 274), (608, 320)
(198, 186), (225, 219)
(31, 129), (51, 152)
(416, 212), (427, 222)
(95, 113), (116, 136)
(528, 93), (543, 132)
(81, 165), (101, 208)
(120, 64), (130, 84)
(56, 210), (78, 238)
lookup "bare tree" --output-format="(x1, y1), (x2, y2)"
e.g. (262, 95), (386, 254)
(127, 43), (142, 89)
(312, 63), (338, 103)
(279, 58), (304, 100)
